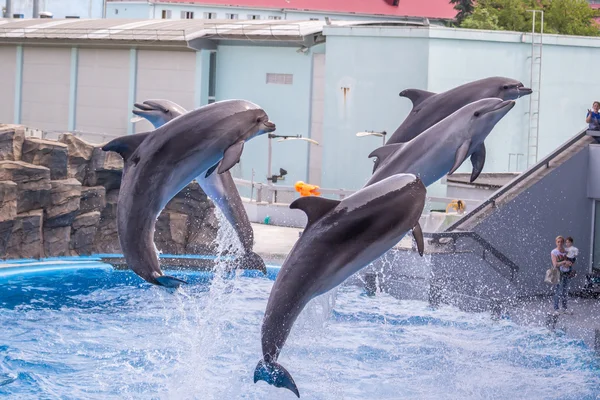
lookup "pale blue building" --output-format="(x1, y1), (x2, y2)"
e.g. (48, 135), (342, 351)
(0, 18), (598, 198)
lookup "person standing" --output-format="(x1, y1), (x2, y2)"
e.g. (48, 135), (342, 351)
(551, 236), (573, 314)
(586, 101), (600, 130)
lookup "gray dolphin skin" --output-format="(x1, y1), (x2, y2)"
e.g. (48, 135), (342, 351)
(371, 77), (531, 172)
(132, 99), (266, 273)
(132, 99), (187, 127)
(366, 98), (515, 189)
(102, 99), (275, 287)
(254, 173), (426, 397)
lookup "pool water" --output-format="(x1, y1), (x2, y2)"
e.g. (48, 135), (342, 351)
(1, 262), (600, 400)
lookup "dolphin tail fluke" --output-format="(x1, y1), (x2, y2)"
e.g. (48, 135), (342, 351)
(239, 251), (267, 275)
(155, 275), (187, 288)
(254, 359), (300, 398)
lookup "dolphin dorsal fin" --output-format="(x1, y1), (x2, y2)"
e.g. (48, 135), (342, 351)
(290, 196), (340, 228)
(102, 133), (150, 162)
(399, 89), (436, 110)
(368, 143), (404, 164)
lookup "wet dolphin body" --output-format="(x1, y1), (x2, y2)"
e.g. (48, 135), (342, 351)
(131, 99), (266, 272)
(366, 98), (515, 189)
(372, 77), (531, 173)
(102, 100), (276, 288)
(254, 174), (426, 397)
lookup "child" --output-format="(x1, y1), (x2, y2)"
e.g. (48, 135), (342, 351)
(565, 236), (579, 279)
(565, 236), (579, 264)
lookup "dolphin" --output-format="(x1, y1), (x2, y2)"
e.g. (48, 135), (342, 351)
(366, 98), (515, 189)
(131, 99), (187, 127)
(372, 77), (531, 172)
(131, 99), (266, 273)
(254, 173), (426, 397)
(102, 99), (276, 287)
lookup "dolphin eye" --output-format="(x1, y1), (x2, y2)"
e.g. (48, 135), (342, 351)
(474, 111), (480, 117)
(503, 85), (509, 90)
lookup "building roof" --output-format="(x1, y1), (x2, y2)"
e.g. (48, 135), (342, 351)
(0, 18), (427, 48)
(115, 0), (457, 20)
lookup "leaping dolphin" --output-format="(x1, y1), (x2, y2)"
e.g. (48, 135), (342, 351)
(367, 98), (515, 188)
(131, 99), (266, 273)
(102, 100), (276, 287)
(372, 77), (531, 172)
(254, 173), (426, 397)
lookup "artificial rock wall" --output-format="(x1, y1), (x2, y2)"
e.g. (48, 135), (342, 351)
(0, 125), (218, 259)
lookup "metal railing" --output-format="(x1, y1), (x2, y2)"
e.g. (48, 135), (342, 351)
(444, 128), (590, 232)
(232, 177), (482, 209)
(425, 231), (520, 282)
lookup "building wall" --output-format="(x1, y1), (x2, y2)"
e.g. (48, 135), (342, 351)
(76, 48), (130, 135)
(105, 2), (417, 21)
(7, 0), (105, 18)
(321, 32), (430, 192)
(474, 145), (592, 296)
(319, 26), (600, 195)
(21, 46), (70, 131)
(308, 52), (326, 185)
(215, 44), (313, 190)
(0, 46), (16, 124)
(134, 49), (197, 133)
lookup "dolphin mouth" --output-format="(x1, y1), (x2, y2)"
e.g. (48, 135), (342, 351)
(133, 101), (167, 113)
(517, 87), (533, 97)
(483, 99), (515, 115)
(263, 120), (276, 132)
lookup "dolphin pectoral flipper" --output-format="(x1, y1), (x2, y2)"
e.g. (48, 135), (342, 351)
(290, 196), (340, 228)
(254, 359), (300, 398)
(102, 132), (151, 162)
(399, 89), (436, 110)
(218, 141), (244, 174)
(155, 275), (187, 288)
(448, 139), (472, 176)
(412, 222), (424, 256)
(470, 143), (486, 183)
(205, 162), (220, 178)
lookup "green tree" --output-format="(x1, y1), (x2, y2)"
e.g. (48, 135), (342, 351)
(461, 7), (501, 30)
(542, 0), (600, 36)
(459, 0), (600, 37)
(450, 0), (475, 24)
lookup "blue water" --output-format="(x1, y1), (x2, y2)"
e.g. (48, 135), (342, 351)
(1, 261), (599, 400)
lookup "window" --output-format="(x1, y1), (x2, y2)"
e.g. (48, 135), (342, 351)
(266, 73), (293, 85)
(208, 51), (217, 103)
(161, 10), (172, 19)
(226, 13), (238, 19)
(268, 15), (282, 20)
(204, 12), (217, 19)
(114, 9), (119, 15)
(248, 14), (260, 20)
(181, 11), (194, 19)
(309, 18), (319, 20)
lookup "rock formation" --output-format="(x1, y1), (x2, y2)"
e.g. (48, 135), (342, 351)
(0, 126), (219, 260)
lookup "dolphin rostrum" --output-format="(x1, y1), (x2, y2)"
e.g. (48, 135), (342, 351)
(372, 77), (531, 172)
(367, 98), (515, 188)
(102, 99), (276, 287)
(131, 99), (266, 272)
(254, 173), (426, 397)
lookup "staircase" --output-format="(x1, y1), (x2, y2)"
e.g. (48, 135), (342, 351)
(527, 10), (544, 168)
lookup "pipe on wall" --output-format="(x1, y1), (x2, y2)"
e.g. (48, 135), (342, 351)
(32, 0), (39, 18)
(5, 0), (12, 18)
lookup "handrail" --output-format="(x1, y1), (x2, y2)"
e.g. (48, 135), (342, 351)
(425, 231), (519, 281)
(232, 177), (483, 208)
(444, 128), (590, 232)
